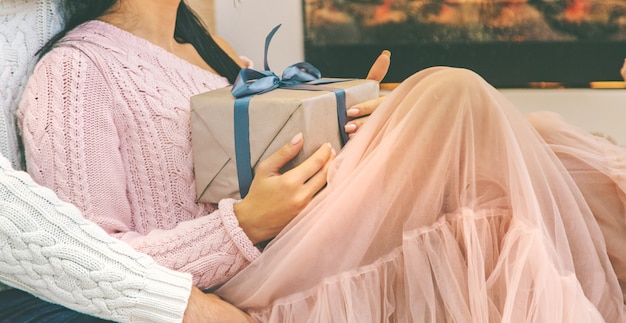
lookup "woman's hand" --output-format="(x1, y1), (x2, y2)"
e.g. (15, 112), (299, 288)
(234, 133), (335, 244)
(344, 50), (391, 137)
(365, 50), (392, 83)
(232, 51), (389, 241)
(621, 58), (626, 82)
(183, 287), (255, 323)
(345, 96), (386, 138)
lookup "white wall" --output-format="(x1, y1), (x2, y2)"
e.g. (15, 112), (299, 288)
(214, 3), (626, 145)
(502, 89), (626, 145)
(214, 0), (304, 73)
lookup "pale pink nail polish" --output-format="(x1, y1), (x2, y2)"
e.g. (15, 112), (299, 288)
(326, 143), (336, 155)
(346, 108), (359, 117)
(345, 123), (357, 132)
(291, 132), (303, 145)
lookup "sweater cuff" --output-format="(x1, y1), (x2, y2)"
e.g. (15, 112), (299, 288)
(218, 199), (262, 262)
(125, 265), (192, 323)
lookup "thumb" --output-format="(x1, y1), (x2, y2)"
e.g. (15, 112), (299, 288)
(366, 50), (391, 83)
(257, 132), (303, 175)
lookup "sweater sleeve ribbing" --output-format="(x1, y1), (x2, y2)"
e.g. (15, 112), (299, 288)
(18, 45), (260, 290)
(0, 154), (192, 323)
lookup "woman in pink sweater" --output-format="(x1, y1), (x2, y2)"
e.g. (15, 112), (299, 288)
(18, 0), (626, 322)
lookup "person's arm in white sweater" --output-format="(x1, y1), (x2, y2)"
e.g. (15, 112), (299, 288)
(0, 2), (254, 322)
(0, 153), (193, 322)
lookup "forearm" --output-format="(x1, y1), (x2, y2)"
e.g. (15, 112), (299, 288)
(121, 199), (261, 290)
(20, 101), (260, 291)
(0, 155), (192, 322)
(17, 48), (260, 291)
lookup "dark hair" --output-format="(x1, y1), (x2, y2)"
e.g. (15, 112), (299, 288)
(39, 0), (241, 83)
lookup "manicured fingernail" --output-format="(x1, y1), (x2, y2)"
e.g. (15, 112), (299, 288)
(346, 108), (359, 117)
(290, 132), (303, 145)
(344, 123), (357, 132)
(382, 50), (391, 57)
(326, 143), (336, 156)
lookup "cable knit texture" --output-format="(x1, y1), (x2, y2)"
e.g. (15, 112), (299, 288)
(18, 20), (261, 290)
(2, 1), (204, 321)
(0, 0), (63, 170)
(0, 154), (192, 322)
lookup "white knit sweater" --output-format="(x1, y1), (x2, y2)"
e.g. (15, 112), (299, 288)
(0, 1), (192, 321)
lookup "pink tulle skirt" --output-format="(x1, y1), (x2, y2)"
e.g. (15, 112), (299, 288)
(217, 67), (626, 322)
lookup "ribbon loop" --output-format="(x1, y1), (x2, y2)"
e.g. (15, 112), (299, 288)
(231, 24), (352, 198)
(232, 24), (324, 98)
(281, 62), (322, 85)
(231, 68), (280, 98)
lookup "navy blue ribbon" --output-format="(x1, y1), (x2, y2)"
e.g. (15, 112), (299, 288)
(232, 24), (350, 198)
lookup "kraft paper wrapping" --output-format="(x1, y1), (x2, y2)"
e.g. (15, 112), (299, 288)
(190, 79), (379, 203)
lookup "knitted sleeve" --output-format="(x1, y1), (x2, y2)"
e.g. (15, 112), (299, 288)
(0, 154), (192, 323)
(18, 46), (261, 290)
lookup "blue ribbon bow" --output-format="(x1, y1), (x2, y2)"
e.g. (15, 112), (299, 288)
(231, 24), (350, 198)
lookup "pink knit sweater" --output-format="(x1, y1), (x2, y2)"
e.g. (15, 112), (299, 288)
(18, 20), (261, 290)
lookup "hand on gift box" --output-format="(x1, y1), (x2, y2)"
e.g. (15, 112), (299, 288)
(234, 132), (336, 244)
(344, 50), (391, 137)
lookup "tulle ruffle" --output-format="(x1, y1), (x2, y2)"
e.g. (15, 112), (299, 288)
(217, 67), (626, 322)
(246, 208), (606, 322)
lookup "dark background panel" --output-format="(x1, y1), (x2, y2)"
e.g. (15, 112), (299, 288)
(304, 41), (626, 88)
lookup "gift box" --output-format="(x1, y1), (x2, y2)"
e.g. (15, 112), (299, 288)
(190, 78), (379, 203)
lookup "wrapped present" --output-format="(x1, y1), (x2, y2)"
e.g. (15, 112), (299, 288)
(190, 77), (380, 203)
